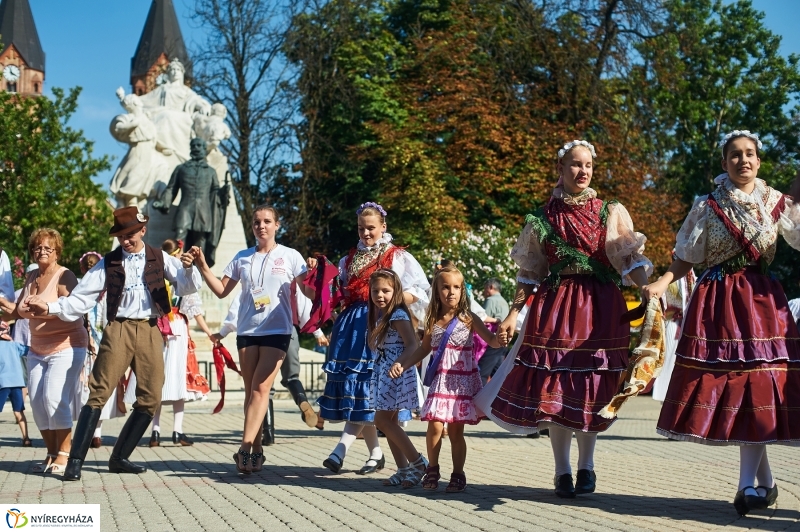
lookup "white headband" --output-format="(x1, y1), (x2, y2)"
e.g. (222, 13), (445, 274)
(558, 140), (597, 160)
(718, 130), (762, 154)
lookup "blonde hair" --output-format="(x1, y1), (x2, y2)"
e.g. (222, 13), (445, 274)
(357, 206), (385, 225)
(367, 269), (411, 350)
(28, 228), (63, 259)
(424, 265), (472, 333)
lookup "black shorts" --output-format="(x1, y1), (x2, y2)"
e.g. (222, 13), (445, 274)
(236, 334), (292, 352)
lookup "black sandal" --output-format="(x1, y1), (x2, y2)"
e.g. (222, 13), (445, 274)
(22, 438), (32, 447)
(422, 465), (440, 490)
(233, 449), (251, 474)
(251, 451), (265, 472)
(445, 472), (467, 493)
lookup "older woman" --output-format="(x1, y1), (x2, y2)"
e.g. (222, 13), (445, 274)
(0, 229), (88, 474)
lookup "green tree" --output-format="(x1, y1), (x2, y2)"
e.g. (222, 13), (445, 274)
(0, 87), (113, 285)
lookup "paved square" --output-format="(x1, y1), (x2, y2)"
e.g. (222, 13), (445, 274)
(1, 396), (798, 531)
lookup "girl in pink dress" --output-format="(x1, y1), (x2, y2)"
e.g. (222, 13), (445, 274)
(391, 265), (506, 493)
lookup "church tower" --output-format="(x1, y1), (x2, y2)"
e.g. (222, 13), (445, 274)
(0, 0), (44, 95)
(130, 0), (192, 95)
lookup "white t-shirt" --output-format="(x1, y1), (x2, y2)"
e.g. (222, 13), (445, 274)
(223, 245), (307, 336)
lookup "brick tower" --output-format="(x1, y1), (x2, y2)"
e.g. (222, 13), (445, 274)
(0, 0), (44, 96)
(130, 0), (192, 95)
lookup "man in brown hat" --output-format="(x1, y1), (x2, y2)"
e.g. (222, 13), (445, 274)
(25, 206), (202, 481)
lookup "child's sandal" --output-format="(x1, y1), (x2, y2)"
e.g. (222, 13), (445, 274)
(382, 466), (409, 486)
(422, 464), (440, 490)
(401, 454), (429, 489)
(445, 472), (467, 493)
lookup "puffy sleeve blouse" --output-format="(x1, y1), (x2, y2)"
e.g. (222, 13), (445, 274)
(511, 202), (652, 286)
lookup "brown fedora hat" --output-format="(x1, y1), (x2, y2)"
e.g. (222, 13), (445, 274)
(109, 206), (149, 237)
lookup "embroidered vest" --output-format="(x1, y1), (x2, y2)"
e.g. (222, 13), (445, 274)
(103, 244), (170, 321)
(343, 243), (401, 306)
(527, 197), (620, 287)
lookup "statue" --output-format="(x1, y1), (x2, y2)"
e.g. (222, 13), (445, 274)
(139, 59), (211, 166)
(108, 89), (172, 210)
(153, 138), (229, 266)
(195, 103), (232, 182)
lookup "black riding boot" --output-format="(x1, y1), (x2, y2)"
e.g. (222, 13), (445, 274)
(63, 406), (102, 481)
(263, 398), (275, 446)
(286, 379), (318, 427)
(108, 409), (153, 474)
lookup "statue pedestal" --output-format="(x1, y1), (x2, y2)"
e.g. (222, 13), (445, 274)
(142, 186), (247, 327)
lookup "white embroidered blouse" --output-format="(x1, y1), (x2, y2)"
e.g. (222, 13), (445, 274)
(675, 176), (800, 268)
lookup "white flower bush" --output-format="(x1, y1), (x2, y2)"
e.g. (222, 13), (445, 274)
(419, 224), (518, 303)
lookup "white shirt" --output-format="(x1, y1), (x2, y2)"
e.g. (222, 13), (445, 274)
(218, 287), (324, 339)
(48, 249), (202, 322)
(222, 245), (307, 336)
(0, 250), (15, 301)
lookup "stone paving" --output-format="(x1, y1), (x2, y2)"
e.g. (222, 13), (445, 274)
(0, 395), (798, 532)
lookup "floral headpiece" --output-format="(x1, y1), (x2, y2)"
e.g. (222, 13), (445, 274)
(557, 140), (597, 160)
(79, 251), (102, 263)
(718, 130), (762, 154)
(356, 202), (387, 217)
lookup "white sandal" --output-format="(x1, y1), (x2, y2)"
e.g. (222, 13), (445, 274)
(401, 454), (429, 489)
(45, 452), (70, 475)
(382, 466), (410, 486)
(32, 454), (55, 473)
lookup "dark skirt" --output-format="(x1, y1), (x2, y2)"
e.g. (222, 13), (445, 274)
(316, 302), (375, 423)
(489, 275), (629, 433)
(656, 266), (800, 445)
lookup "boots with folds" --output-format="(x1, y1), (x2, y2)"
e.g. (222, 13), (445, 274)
(263, 398), (275, 446)
(63, 406), (102, 481)
(108, 409), (153, 474)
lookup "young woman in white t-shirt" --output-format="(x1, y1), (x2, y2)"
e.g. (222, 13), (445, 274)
(191, 205), (314, 474)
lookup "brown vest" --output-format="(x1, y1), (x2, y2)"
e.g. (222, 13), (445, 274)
(103, 244), (170, 321)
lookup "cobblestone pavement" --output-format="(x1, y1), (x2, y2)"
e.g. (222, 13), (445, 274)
(1, 395), (798, 531)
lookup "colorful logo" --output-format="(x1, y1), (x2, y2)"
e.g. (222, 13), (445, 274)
(5, 509), (28, 528)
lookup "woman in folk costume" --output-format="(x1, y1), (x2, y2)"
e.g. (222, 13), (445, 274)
(651, 252), (695, 403)
(126, 239), (212, 447)
(316, 202), (429, 474)
(643, 131), (800, 516)
(474, 140), (652, 498)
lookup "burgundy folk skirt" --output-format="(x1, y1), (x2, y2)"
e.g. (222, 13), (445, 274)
(489, 275), (629, 433)
(656, 266), (800, 446)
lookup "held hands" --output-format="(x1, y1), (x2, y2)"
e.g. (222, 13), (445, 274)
(179, 251), (196, 269)
(209, 333), (222, 345)
(389, 362), (404, 379)
(306, 256), (318, 270)
(23, 295), (48, 316)
(188, 246), (207, 268)
(497, 330), (509, 346)
(498, 314), (516, 345)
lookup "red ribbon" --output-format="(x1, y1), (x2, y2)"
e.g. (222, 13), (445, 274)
(212, 343), (241, 414)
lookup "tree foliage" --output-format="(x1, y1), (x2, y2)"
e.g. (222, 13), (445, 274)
(0, 88), (112, 285)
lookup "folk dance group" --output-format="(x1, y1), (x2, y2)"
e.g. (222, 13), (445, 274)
(1, 130), (798, 517)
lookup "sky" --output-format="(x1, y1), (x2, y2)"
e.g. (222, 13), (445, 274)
(16, 0), (800, 190)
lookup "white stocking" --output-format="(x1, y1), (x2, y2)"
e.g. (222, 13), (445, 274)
(152, 405), (162, 434)
(548, 425), (573, 476)
(739, 445), (766, 495)
(331, 422), (362, 460)
(362, 425), (383, 463)
(756, 447), (775, 494)
(575, 431), (597, 471)
(172, 400), (185, 434)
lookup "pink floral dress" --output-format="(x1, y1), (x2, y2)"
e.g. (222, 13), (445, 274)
(420, 319), (483, 424)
